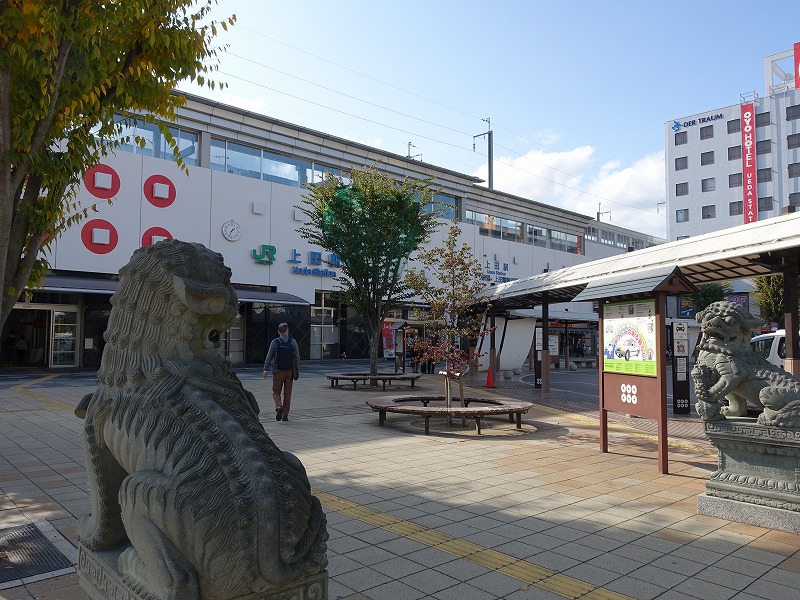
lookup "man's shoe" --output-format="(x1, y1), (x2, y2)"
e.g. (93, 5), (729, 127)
(276, 408), (283, 421)
(282, 416), (288, 421)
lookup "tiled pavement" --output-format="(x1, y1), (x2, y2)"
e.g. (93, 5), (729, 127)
(1, 365), (799, 600)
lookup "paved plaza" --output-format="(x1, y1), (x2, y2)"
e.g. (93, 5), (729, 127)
(1, 364), (799, 599)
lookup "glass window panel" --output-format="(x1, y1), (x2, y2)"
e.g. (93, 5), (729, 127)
(727, 119), (741, 134)
(501, 218), (522, 242)
(225, 142), (261, 179)
(262, 150), (300, 186)
(700, 125), (714, 140)
(729, 201), (743, 216)
(729, 173), (742, 187)
(676, 208), (689, 222)
(701, 178), (715, 192)
(528, 225), (548, 247)
(210, 138), (226, 172)
(756, 140), (771, 155)
(728, 145), (742, 160)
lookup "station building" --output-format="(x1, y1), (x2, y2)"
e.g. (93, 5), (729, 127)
(665, 45), (800, 241)
(5, 93), (662, 368)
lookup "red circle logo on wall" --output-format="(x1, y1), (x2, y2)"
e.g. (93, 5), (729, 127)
(143, 174), (176, 208)
(81, 219), (118, 254)
(83, 164), (120, 199)
(141, 227), (173, 247)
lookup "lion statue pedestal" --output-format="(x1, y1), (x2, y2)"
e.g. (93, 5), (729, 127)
(75, 241), (327, 600)
(692, 300), (800, 534)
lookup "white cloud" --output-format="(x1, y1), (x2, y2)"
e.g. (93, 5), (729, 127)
(472, 147), (667, 238)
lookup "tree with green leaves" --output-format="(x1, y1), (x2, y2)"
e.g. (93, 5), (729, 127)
(688, 282), (734, 315)
(297, 165), (442, 380)
(404, 221), (489, 408)
(753, 274), (794, 328)
(0, 0), (233, 328)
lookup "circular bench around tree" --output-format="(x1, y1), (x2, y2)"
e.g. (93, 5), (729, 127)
(366, 395), (534, 435)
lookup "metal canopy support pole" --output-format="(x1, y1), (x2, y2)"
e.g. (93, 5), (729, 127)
(489, 308), (497, 376)
(784, 266), (800, 377)
(599, 305), (607, 453)
(656, 291), (669, 475)
(542, 293), (550, 396)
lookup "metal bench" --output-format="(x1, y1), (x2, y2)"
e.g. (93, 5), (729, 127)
(366, 395), (534, 435)
(326, 372), (423, 391)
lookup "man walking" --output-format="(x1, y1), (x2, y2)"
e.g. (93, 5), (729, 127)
(262, 323), (300, 421)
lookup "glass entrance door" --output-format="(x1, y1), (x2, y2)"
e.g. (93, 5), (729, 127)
(51, 310), (78, 366)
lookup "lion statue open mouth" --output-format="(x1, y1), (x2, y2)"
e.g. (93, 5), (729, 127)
(692, 300), (800, 427)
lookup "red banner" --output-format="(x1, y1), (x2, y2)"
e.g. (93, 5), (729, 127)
(795, 42), (800, 90)
(741, 103), (757, 224)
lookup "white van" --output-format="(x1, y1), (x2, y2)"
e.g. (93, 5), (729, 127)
(750, 330), (786, 369)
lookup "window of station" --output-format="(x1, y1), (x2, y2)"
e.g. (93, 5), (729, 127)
(700, 125), (714, 140)
(755, 112), (771, 127)
(701, 178), (715, 192)
(675, 156), (688, 170)
(757, 168), (772, 182)
(600, 230), (615, 245)
(789, 134), (800, 149)
(676, 182), (688, 196)
(729, 201), (743, 216)
(756, 140), (771, 155)
(700, 151), (714, 166)
(729, 173), (742, 188)
(728, 145), (742, 160)
(501, 218), (523, 243)
(427, 193), (458, 220)
(528, 225), (548, 248)
(788, 105), (800, 121)
(675, 131), (687, 145)
(789, 163), (800, 178)
(758, 196), (773, 211)
(551, 230), (581, 254)
(701, 204), (716, 219)
(585, 226), (598, 242)
(727, 119), (741, 134)
(676, 208), (689, 222)
(106, 116), (198, 165)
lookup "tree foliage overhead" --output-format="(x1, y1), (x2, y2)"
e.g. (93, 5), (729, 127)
(297, 165), (441, 378)
(753, 274), (799, 329)
(0, 0), (233, 327)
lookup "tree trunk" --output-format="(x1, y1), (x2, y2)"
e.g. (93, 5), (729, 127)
(367, 320), (380, 386)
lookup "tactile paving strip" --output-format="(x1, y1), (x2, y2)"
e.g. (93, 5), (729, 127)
(0, 523), (73, 584)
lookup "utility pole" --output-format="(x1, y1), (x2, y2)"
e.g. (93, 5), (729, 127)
(473, 118), (493, 189)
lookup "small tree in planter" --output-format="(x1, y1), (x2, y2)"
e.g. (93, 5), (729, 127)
(404, 221), (490, 416)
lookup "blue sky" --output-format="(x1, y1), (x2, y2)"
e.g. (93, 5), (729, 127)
(180, 0), (800, 238)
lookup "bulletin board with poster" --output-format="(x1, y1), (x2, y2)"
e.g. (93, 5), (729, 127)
(602, 300), (657, 376)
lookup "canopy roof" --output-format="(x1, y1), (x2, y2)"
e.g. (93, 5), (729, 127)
(479, 212), (800, 310)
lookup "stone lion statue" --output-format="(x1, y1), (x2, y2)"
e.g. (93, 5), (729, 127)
(692, 300), (800, 427)
(76, 241), (327, 600)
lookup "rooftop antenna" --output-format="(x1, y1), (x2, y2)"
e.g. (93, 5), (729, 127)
(473, 117), (493, 189)
(596, 202), (611, 222)
(406, 142), (422, 161)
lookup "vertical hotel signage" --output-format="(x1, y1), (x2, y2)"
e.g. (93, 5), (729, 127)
(741, 103), (757, 224)
(795, 42), (800, 89)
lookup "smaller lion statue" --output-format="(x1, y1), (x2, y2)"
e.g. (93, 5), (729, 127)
(692, 300), (800, 426)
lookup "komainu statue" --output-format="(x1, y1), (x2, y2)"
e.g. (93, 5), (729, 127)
(692, 300), (800, 427)
(76, 241), (327, 600)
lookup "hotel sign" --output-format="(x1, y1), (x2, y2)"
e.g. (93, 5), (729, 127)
(741, 103), (757, 224)
(795, 42), (800, 90)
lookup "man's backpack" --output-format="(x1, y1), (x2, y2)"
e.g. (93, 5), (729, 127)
(275, 338), (294, 371)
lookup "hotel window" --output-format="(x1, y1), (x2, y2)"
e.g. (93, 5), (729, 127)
(700, 151), (714, 166)
(674, 131), (687, 145)
(789, 134), (800, 149)
(701, 205), (716, 219)
(729, 201), (743, 216)
(789, 163), (800, 178)
(700, 125), (714, 140)
(675, 156), (688, 170)
(790, 192), (800, 206)
(728, 145), (742, 160)
(758, 196), (773, 211)
(755, 112), (771, 127)
(788, 105), (800, 121)
(729, 173), (742, 188)
(727, 119), (741, 134)
(676, 208), (689, 222)
(675, 182), (688, 196)
(701, 178), (715, 192)
(756, 140), (771, 155)
(757, 168), (772, 182)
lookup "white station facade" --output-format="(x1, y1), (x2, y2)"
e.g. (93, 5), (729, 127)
(7, 93), (662, 368)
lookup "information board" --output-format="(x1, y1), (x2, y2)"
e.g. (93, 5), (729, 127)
(602, 300), (657, 376)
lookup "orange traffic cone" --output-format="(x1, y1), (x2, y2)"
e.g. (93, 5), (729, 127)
(484, 363), (495, 388)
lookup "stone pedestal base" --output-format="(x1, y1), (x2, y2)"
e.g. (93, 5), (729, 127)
(702, 418), (800, 524)
(78, 544), (328, 600)
(698, 493), (800, 534)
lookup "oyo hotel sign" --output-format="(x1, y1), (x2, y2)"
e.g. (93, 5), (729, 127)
(740, 103), (757, 224)
(795, 42), (800, 90)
